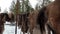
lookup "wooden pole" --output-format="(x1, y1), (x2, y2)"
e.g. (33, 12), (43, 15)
(15, 0), (19, 34)
(15, 0), (21, 34)
(15, 15), (17, 34)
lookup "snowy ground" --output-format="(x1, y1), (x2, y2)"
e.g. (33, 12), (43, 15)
(3, 22), (23, 34)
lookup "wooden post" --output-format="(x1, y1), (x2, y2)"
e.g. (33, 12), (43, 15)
(15, 15), (17, 34)
(15, 0), (20, 34)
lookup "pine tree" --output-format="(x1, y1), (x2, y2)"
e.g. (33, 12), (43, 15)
(9, 0), (15, 12)
(21, 0), (33, 13)
(10, 0), (21, 14)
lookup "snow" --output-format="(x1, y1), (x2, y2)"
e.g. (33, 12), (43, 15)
(3, 22), (23, 34)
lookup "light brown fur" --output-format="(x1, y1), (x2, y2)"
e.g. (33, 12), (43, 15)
(28, 10), (39, 34)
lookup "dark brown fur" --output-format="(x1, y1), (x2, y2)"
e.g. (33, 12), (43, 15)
(17, 13), (29, 33)
(0, 13), (15, 34)
(0, 13), (7, 34)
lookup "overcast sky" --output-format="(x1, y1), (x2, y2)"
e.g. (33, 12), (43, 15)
(0, 0), (54, 13)
(0, 0), (12, 13)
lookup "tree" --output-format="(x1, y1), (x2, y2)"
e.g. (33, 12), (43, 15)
(21, 0), (33, 13)
(10, 0), (21, 15)
(14, 0), (21, 34)
(14, 0), (21, 14)
(36, 0), (52, 8)
(42, 0), (52, 6)
(9, 0), (15, 12)
(25, 0), (33, 12)
(10, 0), (33, 14)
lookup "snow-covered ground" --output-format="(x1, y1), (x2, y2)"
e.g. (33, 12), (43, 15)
(3, 22), (23, 34)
